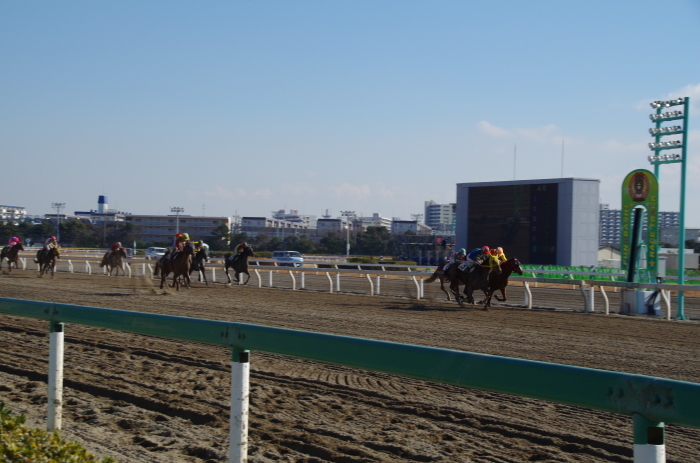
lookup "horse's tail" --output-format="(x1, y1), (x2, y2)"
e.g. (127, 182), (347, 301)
(425, 271), (439, 283)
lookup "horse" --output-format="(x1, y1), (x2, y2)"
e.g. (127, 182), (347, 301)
(189, 247), (209, 285)
(99, 248), (128, 276)
(425, 259), (463, 301)
(35, 246), (60, 278)
(0, 243), (25, 274)
(481, 258), (524, 304)
(453, 254), (502, 309)
(224, 243), (255, 285)
(157, 242), (194, 291)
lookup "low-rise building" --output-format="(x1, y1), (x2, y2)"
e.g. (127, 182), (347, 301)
(391, 220), (432, 235)
(240, 217), (308, 237)
(126, 215), (231, 243)
(0, 205), (27, 222)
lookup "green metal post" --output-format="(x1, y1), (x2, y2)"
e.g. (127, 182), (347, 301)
(633, 413), (665, 462)
(676, 98), (689, 320)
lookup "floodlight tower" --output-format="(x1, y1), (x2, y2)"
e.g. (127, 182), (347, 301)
(340, 211), (355, 256)
(647, 97), (690, 320)
(51, 202), (65, 242)
(171, 207), (184, 234)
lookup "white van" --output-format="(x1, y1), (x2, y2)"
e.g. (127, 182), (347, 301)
(272, 250), (304, 267)
(145, 247), (167, 260)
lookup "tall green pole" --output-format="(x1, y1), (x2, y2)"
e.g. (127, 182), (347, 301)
(676, 97), (690, 320)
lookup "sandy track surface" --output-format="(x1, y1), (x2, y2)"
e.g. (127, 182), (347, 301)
(1, 271), (700, 463)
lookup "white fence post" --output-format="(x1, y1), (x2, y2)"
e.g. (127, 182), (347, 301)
(255, 269), (262, 288)
(599, 286), (609, 315)
(412, 276), (420, 300)
(376, 275), (381, 295)
(230, 350), (250, 463)
(523, 282), (532, 309)
(301, 272), (305, 289)
(47, 322), (64, 432)
(336, 273), (340, 292)
(289, 270), (296, 290)
(268, 270), (273, 287)
(326, 272), (333, 293)
(366, 274), (374, 296)
(85, 261), (91, 275)
(67, 260), (74, 273)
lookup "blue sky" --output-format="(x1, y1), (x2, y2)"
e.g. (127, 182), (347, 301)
(1, 1), (699, 225)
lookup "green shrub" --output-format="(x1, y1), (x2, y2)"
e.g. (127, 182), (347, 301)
(0, 402), (116, 463)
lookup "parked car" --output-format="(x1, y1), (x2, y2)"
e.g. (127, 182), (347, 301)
(272, 250), (304, 267)
(145, 247), (167, 260)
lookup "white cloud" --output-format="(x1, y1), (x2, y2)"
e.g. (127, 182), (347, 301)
(253, 189), (273, 198)
(477, 121), (513, 138)
(478, 121), (571, 145)
(327, 183), (372, 200)
(186, 186), (242, 199)
(635, 82), (700, 114)
(280, 183), (315, 196)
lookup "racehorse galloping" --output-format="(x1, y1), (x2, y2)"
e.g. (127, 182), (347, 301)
(100, 248), (128, 276)
(1, 243), (24, 274)
(424, 259), (462, 301)
(189, 247), (209, 285)
(36, 247), (60, 278)
(158, 241), (194, 291)
(453, 255), (502, 309)
(224, 243), (255, 285)
(481, 258), (524, 304)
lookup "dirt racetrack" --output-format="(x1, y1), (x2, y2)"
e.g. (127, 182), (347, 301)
(1, 270), (700, 463)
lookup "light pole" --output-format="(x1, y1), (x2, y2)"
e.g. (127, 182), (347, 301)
(51, 202), (65, 243)
(340, 211), (355, 256)
(647, 96), (690, 320)
(171, 207), (184, 234)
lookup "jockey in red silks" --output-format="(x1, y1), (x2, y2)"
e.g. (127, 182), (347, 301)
(7, 237), (20, 248)
(111, 242), (123, 252)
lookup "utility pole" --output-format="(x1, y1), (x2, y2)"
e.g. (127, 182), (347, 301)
(51, 203), (65, 242)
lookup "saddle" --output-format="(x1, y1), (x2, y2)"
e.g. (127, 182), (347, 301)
(1, 246), (9, 254)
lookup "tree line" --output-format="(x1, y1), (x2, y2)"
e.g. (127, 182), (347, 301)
(0, 220), (402, 256)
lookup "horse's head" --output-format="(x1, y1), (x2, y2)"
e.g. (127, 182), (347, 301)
(510, 258), (524, 275)
(184, 241), (195, 254)
(16, 243), (24, 251)
(52, 247), (61, 258)
(243, 244), (254, 257)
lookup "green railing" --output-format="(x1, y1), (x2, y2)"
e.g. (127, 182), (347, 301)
(1, 296), (699, 462)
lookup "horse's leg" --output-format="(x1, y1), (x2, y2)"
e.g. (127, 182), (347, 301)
(225, 264), (232, 284)
(243, 271), (250, 285)
(439, 277), (451, 301)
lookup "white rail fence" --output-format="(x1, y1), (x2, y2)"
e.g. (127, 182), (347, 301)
(4, 253), (699, 318)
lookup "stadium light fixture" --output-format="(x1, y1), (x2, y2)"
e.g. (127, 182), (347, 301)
(647, 95), (691, 320)
(171, 207), (184, 234)
(51, 202), (65, 243)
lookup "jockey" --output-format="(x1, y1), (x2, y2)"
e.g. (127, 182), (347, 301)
(235, 243), (246, 254)
(465, 246), (490, 269)
(36, 236), (58, 262)
(442, 248), (466, 281)
(7, 237), (20, 248)
(165, 232), (190, 258)
(111, 242), (123, 252)
(494, 247), (507, 263)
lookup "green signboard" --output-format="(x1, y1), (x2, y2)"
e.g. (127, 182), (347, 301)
(620, 169), (659, 274)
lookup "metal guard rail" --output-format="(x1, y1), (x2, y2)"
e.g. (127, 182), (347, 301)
(1, 296), (700, 430)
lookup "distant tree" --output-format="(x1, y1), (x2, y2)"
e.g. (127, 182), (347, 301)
(356, 226), (391, 256)
(229, 232), (250, 251)
(209, 224), (231, 251)
(283, 234), (316, 254)
(318, 232), (345, 255)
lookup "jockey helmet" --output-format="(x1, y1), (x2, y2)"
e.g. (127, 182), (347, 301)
(50, 236), (57, 241)
(481, 246), (490, 254)
(459, 248), (466, 255)
(490, 249), (498, 256)
(11, 237), (19, 242)
(497, 247), (504, 254)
